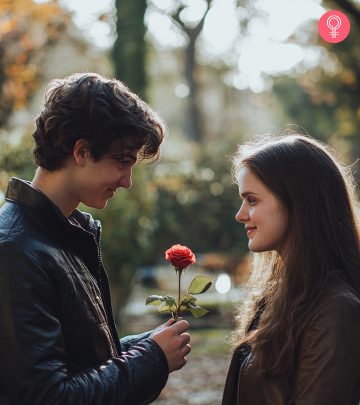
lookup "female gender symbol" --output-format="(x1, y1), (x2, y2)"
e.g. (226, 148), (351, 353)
(318, 10), (350, 43)
(327, 15), (341, 38)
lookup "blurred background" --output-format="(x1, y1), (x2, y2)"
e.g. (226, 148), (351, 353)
(1, 0), (359, 403)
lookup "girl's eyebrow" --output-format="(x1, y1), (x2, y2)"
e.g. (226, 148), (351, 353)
(240, 191), (258, 198)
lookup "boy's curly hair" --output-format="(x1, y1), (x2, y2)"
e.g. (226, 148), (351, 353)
(32, 73), (166, 170)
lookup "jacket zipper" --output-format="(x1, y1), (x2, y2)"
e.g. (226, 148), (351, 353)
(95, 224), (122, 355)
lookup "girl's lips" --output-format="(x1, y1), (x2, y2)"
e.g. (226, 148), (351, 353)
(246, 227), (257, 236)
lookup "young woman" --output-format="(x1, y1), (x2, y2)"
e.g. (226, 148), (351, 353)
(222, 134), (360, 405)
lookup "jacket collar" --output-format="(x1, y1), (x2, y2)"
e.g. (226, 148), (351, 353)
(5, 177), (101, 239)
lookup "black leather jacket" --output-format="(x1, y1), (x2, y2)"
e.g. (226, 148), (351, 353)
(0, 178), (168, 405)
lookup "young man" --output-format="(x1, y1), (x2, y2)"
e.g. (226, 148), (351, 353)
(0, 73), (191, 405)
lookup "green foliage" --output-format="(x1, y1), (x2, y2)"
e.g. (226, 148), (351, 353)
(0, 134), (36, 195)
(112, 0), (147, 99)
(146, 295), (177, 314)
(273, 76), (335, 142)
(146, 275), (213, 319)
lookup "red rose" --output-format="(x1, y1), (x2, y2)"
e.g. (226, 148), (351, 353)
(165, 244), (196, 270)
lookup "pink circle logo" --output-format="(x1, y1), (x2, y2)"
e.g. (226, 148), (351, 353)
(318, 10), (350, 43)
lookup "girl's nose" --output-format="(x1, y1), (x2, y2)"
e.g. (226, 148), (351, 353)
(235, 203), (249, 223)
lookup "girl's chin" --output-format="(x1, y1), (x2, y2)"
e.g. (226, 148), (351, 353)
(248, 242), (266, 253)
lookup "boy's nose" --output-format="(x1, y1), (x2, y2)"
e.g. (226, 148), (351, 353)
(119, 167), (133, 189)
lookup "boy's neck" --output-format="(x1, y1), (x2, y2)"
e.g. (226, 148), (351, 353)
(31, 167), (79, 218)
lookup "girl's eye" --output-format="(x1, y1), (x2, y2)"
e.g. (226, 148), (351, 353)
(247, 197), (256, 205)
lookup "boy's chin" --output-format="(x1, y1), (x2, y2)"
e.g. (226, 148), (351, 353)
(85, 200), (109, 210)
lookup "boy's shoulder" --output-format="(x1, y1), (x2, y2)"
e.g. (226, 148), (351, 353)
(0, 200), (26, 240)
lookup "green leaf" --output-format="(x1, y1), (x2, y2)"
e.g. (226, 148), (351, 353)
(159, 305), (172, 313)
(189, 304), (209, 318)
(187, 276), (213, 294)
(180, 293), (197, 305)
(163, 295), (177, 308)
(145, 295), (164, 306)
(155, 296), (176, 313)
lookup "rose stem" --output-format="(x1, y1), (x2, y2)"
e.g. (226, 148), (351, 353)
(175, 269), (182, 322)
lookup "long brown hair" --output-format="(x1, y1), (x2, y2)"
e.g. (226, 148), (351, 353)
(232, 134), (360, 383)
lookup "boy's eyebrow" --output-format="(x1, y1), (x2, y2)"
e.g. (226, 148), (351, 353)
(123, 153), (137, 162)
(111, 153), (138, 163)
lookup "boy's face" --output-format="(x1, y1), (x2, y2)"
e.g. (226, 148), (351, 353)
(74, 148), (138, 209)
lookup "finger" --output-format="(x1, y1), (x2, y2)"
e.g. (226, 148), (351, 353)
(171, 319), (189, 334)
(165, 318), (176, 326)
(181, 332), (191, 345)
(184, 343), (192, 356)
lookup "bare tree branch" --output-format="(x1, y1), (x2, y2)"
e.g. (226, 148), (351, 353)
(170, 0), (214, 41)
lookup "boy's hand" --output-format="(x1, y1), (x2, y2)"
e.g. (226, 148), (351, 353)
(150, 319), (191, 372)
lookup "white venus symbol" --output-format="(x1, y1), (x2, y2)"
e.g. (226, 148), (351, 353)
(327, 15), (342, 38)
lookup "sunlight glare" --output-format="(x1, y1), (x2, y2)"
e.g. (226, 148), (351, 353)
(203, 0), (239, 55)
(59, 0), (114, 48)
(236, 36), (304, 92)
(180, 0), (208, 25)
(215, 273), (231, 294)
(257, 0), (325, 41)
(146, 13), (186, 48)
(175, 83), (190, 98)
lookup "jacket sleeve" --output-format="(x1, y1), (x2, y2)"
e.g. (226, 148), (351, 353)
(0, 243), (168, 405)
(292, 289), (360, 405)
(120, 331), (153, 352)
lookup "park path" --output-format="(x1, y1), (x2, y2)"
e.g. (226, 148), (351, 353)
(154, 354), (230, 405)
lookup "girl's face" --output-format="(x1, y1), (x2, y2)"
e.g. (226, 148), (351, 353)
(235, 166), (288, 255)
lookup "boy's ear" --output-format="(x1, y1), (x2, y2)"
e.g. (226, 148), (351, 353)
(73, 139), (90, 165)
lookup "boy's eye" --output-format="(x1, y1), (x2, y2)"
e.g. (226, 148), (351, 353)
(116, 160), (133, 169)
(111, 156), (135, 166)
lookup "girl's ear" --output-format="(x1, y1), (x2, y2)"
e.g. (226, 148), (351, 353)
(73, 139), (90, 165)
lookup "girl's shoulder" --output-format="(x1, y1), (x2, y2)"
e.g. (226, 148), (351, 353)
(310, 277), (360, 326)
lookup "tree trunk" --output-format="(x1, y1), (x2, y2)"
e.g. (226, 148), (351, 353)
(112, 0), (147, 99)
(185, 33), (203, 142)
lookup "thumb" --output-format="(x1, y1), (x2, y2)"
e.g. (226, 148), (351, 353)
(167, 316), (184, 325)
(170, 319), (190, 334)
(165, 318), (176, 326)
